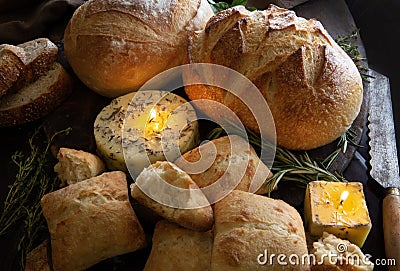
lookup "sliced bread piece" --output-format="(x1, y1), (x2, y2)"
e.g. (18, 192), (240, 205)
(0, 44), (26, 97)
(13, 38), (58, 90)
(0, 62), (72, 127)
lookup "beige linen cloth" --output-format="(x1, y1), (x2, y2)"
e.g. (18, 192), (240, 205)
(0, 0), (85, 44)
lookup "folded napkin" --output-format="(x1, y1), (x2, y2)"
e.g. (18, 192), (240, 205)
(0, 0), (86, 44)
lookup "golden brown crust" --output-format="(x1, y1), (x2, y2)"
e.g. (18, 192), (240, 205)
(186, 5), (363, 150)
(144, 220), (213, 271)
(41, 171), (146, 271)
(54, 147), (106, 186)
(25, 240), (51, 271)
(0, 62), (72, 127)
(174, 135), (272, 195)
(131, 161), (214, 231)
(212, 190), (310, 271)
(64, 0), (213, 97)
(12, 38), (58, 91)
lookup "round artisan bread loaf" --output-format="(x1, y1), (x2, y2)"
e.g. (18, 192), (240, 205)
(185, 5), (363, 150)
(64, 0), (214, 98)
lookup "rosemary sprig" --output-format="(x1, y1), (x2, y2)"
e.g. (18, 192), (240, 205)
(207, 122), (359, 195)
(0, 127), (71, 269)
(335, 30), (373, 82)
(207, 0), (255, 13)
(321, 129), (362, 169)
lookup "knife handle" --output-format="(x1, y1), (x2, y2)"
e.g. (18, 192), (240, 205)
(383, 187), (400, 271)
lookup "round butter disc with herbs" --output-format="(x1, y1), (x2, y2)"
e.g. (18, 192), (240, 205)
(94, 91), (199, 177)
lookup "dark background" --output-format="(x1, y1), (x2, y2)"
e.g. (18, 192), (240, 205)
(346, 0), (400, 161)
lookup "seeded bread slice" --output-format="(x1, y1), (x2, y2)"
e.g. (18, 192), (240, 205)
(0, 44), (26, 97)
(14, 38), (58, 90)
(0, 38), (58, 97)
(0, 62), (72, 127)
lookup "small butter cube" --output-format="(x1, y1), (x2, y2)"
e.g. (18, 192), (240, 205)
(304, 181), (371, 247)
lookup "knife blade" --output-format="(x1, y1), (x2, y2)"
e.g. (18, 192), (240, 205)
(368, 69), (400, 270)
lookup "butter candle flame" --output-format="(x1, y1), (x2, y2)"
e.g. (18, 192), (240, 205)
(145, 107), (169, 137)
(149, 108), (160, 131)
(340, 190), (349, 205)
(149, 108), (157, 122)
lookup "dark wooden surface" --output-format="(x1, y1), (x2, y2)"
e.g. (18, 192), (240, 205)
(0, 0), (389, 270)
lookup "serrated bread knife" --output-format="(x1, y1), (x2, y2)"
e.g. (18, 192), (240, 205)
(368, 70), (400, 270)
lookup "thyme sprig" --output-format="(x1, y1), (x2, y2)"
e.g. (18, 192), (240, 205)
(207, 121), (359, 195)
(335, 30), (373, 82)
(0, 127), (71, 269)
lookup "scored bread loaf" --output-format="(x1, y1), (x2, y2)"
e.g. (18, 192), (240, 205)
(41, 171), (146, 271)
(54, 147), (106, 186)
(212, 190), (309, 271)
(185, 5), (363, 150)
(131, 161), (213, 231)
(144, 220), (213, 271)
(64, 0), (214, 97)
(0, 62), (72, 127)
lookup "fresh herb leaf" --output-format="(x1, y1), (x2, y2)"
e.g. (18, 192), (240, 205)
(232, 0), (248, 6)
(207, 0), (255, 13)
(335, 30), (374, 82)
(322, 129), (362, 169)
(0, 127), (71, 269)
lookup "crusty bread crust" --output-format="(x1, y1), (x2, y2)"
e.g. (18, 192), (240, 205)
(25, 240), (51, 271)
(54, 147), (106, 186)
(131, 161), (214, 231)
(0, 62), (72, 127)
(0, 45), (26, 97)
(41, 171), (146, 271)
(186, 5), (363, 150)
(0, 38), (58, 97)
(212, 190), (310, 271)
(64, 0), (213, 98)
(144, 220), (213, 271)
(12, 38), (58, 90)
(174, 135), (272, 195)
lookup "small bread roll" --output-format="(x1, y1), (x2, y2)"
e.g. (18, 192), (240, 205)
(54, 147), (106, 186)
(212, 190), (309, 271)
(41, 171), (146, 271)
(64, 0), (213, 97)
(186, 5), (363, 150)
(311, 232), (374, 271)
(131, 161), (213, 231)
(25, 240), (51, 271)
(144, 220), (213, 271)
(174, 135), (272, 196)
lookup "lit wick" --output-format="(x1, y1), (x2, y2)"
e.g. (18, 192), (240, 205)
(149, 108), (159, 131)
(340, 190), (349, 205)
(146, 107), (169, 138)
